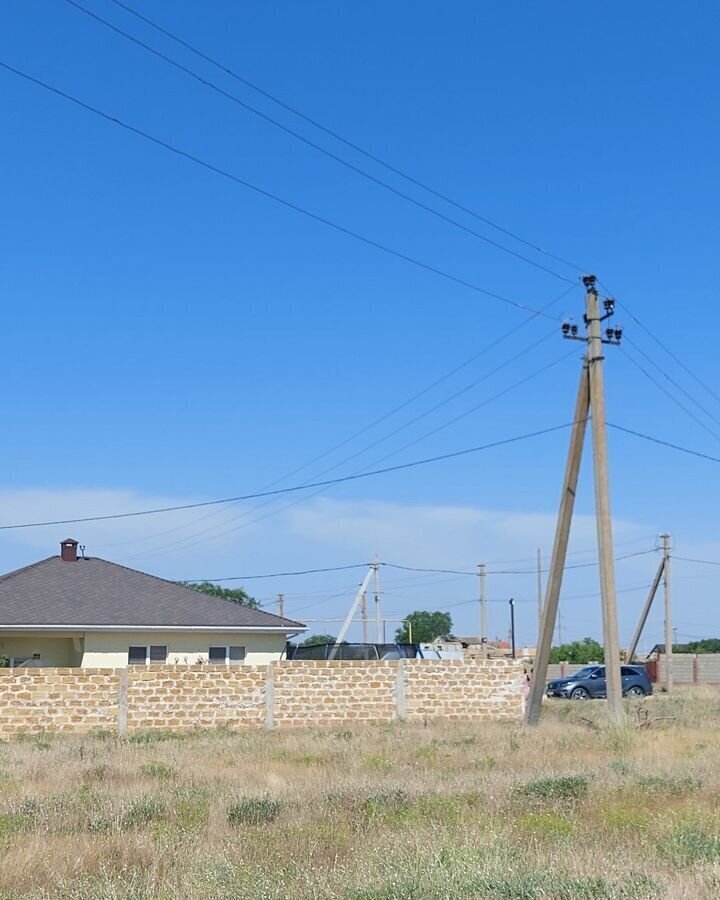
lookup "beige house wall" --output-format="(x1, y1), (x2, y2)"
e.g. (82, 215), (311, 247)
(0, 633), (82, 667)
(0, 631), (289, 668)
(80, 630), (288, 667)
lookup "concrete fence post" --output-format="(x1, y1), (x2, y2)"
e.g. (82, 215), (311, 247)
(693, 654), (699, 684)
(264, 663), (275, 730)
(117, 668), (128, 737)
(394, 660), (407, 721)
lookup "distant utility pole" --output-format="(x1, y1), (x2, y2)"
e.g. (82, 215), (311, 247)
(373, 559), (382, 643)
(526, 275), (624, 726)
(478, 563), (487, 657)
(360, 589), (369, 644)
(509, 598), (516, 659)
(662, 533), (673, 693)
(277, 593), (285, 619)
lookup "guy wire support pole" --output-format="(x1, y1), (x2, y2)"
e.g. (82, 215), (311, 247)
(525, 355), (590, 725)
(329, 566), (375, 659)
(662, 533), (673, 693)
(360, 589), (369, 645)
(526, 274), (624, 725)
(626, 547), (665, 662)
(536, 548), (543, 642)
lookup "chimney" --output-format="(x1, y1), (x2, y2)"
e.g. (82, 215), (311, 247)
(60, 538), (79, 562)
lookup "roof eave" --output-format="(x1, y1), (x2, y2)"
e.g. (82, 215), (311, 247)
(0, 624), (307, 633)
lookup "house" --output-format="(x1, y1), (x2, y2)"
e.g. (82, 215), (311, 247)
(0, 539), (305, 668)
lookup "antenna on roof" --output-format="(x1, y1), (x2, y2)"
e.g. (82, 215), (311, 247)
(79, 545), (86, 560)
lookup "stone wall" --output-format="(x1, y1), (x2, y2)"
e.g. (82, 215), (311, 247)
(0, 668), (119, 737)
(0, 658), (525, 738)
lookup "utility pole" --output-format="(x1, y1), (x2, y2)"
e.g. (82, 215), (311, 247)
(526, 274), (624, 726)
(478, 563), (487, 657)
(277, 593), (285, 619)
(626, 552), (665, 662)
(509, 598), (516, 659)
(586, 278), (623, 723)
(373, 559), (382, 643)
(360, 590), (369, 644)
(536, 548), (543, 642)
(662, 533), (673, 693)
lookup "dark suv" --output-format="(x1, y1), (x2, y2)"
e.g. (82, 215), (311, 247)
(546, 665), (652, 700)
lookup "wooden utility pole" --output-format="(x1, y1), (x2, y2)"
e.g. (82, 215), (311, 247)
(662, 533), (673, 692)
(526, 274), (624, 726)
(526, 360), (590, 725)
(586, 280), (623, 723)
(277, 593), (285, 619)
(626, 554), (665, 662)
(478, 563), (487, 657)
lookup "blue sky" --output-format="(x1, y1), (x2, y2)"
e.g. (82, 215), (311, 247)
(1, 1), (719, 648)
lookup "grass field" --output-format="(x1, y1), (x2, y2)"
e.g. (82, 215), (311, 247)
(1, 691), (720, 899)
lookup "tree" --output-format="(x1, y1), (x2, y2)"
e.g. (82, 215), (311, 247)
(676, 638), (720, 654)
(395, 611), (452, 644)
(301, 634), (336, 646)
(183, 581), (259, 609)
(548, 637), (604, 664)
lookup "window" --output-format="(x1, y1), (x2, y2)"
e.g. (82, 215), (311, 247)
(128, 645), (167, 665)
(208, 645), (246, 665)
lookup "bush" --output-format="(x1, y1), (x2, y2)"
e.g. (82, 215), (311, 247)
(227, 796), (282, 826)
(514, 775), (589, 802)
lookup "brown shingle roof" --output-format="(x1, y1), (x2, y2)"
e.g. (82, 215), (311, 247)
(0, 556), (304, 630)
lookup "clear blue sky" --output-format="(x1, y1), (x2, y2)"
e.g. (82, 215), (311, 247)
(1, 1), (719, 647)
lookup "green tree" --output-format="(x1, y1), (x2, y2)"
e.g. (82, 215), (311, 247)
(676, 638), (720, 653)
(395, 610), (452, 644)
(301, 634), (336, 646)
(183, 581), (259, 609)
(548, 637), (604, 664)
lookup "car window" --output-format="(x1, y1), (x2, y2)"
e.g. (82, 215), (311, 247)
(621, 666), (643, 677)
(573, 666), (600, 680)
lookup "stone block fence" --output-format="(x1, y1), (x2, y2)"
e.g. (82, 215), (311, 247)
(0, 658), (525, 739)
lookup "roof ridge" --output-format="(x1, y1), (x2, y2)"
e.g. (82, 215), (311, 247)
(81, 556), (304, 629)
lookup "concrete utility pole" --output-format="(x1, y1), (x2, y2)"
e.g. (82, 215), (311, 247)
(536, 548), (543, 641)
(373, 559), (382, 643)
(360, 590), (369, 644)
(509, 598), (516, 659)
(478, 563), (487, 657)
(526, 274), (624, 726)
(662, 533), (673, 692)
(526, 359), (590, 725)
(586, 280), (623, 723)
(277, 593), (285, 619)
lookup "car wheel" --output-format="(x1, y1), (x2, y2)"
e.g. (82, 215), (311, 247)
(570, 687), (590, 700)
(625, 685), (646, 697)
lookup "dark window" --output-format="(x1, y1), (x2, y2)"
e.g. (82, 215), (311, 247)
(621, 666), (640, 677)
(208, 646), (226, 664)
(149, 645), (167, 663)
(128, 646), (147, 665)
(229, 646), (246, 664)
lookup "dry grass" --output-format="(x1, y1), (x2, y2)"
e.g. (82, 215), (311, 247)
(1, 692), (720, 898)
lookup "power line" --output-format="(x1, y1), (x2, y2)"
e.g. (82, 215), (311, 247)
(616, 298), (720, 407)
(0, 58), (553, 320)
(63, 0), (576, 286)
(607, 422), (720, 466)
(122, 341), (576, 561)
(0, 421), (573, 531)
(99, 284), (578, 554)
(186, 563), (370, 581)
(673, 556), (720, 568)
(106, 0), (588, 276)
(621, 348), (720, 444)
(624, 336), (720, 431)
